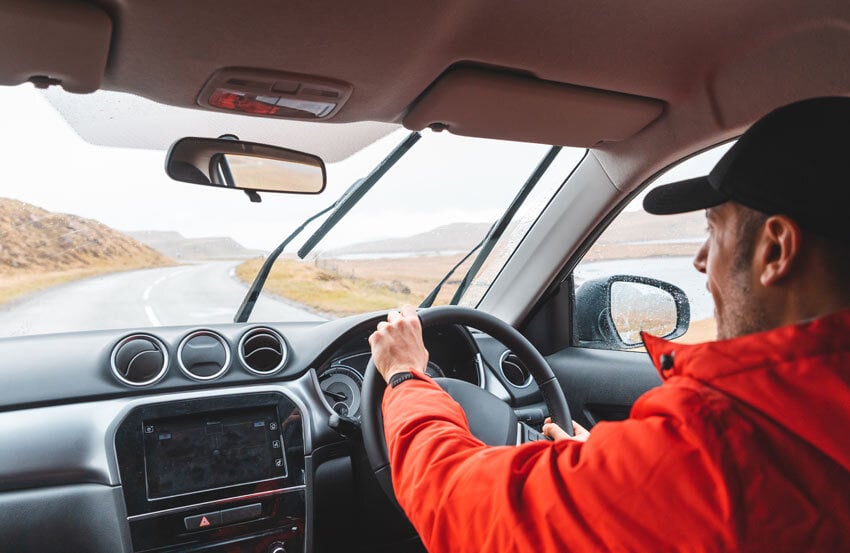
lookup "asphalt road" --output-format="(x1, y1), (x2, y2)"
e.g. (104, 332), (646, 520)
(0, 261), (324, 337)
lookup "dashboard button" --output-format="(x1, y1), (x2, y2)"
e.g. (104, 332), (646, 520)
(220, 503), (263, 525)
(184, 511), (221, 530)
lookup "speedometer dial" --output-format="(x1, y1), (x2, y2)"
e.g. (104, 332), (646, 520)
(319, 365), (363, 419)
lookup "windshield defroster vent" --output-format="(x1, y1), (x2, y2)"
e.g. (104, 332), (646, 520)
(499, 351), (532, 388)
(239, 327), (287, 376)
(111, 334), (169, 387)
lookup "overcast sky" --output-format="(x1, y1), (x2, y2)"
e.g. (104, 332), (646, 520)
(0, 84), (594, 252)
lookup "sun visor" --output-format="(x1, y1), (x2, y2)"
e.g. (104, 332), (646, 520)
(404, 68), (665, 147)
(0, 0), (111, 93)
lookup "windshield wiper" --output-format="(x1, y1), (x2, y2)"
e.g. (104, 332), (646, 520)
(447, 146), (562, 305)
(419, 221), (496, 308)
(234, 131), (421, 323)
(296, 131), (421, 259)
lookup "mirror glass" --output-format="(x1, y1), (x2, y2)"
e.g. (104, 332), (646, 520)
(166, 137), (326, 194)
(221, 153), (324, 193)
(610, 281), (677, 346)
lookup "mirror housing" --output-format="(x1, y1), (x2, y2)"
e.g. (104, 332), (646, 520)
(165, 137), (326, 194)
(574, 275), (690, 350)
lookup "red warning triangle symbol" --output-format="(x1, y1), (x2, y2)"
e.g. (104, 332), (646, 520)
(199, 516), (211, 528)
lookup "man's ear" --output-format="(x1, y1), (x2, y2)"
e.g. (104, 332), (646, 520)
(757, 215), (802, 287)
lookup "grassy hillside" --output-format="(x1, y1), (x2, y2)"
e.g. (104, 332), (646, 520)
(0, 198), (172, 303)
(236, 253), (470, 317)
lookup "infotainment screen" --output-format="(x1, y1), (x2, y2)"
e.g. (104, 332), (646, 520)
(142, 406), (288, 499)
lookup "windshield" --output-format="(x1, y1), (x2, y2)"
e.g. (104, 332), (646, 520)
(0, 84), (584, 337)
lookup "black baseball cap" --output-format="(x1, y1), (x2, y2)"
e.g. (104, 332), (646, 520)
(643, 96), (850, 240)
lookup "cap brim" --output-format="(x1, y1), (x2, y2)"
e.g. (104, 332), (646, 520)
(642, 176), (728, 215)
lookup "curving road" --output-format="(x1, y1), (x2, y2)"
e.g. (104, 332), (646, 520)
(0, 261), (323, 337)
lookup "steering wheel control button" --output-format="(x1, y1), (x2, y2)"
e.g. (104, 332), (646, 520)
(514, 407), (545, 425)
(220, 503), (263, 525)
(184, 511), (221, 531)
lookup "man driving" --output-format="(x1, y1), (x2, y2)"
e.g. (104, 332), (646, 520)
(368, 97), (850, 552)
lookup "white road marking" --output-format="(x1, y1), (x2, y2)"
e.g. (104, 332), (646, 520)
(144, 305), (162, 326)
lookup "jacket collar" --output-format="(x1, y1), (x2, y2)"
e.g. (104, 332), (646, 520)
(642, 308), (850, 382)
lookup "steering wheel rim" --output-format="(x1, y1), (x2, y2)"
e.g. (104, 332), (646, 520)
(361, 305), (572, 504)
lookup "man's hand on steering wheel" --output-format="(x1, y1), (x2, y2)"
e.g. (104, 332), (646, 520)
(368, 305), (428, 383)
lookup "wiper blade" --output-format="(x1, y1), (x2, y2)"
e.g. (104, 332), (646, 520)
(418, 222), (496, 308)
(234, 203), (335, 322)
(448, 146), (562, 305)
(296, 131), (421, 259)
(234, 131), (421, 323)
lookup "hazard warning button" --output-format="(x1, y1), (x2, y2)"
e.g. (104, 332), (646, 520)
(184, 511), (222, 531)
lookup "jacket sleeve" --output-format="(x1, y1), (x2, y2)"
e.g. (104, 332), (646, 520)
(382, 373), (737, 553)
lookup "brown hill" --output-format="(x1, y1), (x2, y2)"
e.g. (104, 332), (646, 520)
(323, 222), (492, 257)
(0, 198), (169, 273)
(127, 230), (264, 260)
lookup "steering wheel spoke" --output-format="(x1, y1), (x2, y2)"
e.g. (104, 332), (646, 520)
(517, 421), (551, 444)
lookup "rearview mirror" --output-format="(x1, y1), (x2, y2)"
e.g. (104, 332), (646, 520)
(574, 275), (690, 349)
(165, 137), (326, 194)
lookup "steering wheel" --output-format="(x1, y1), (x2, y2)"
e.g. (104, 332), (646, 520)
(361, 305), (573, 504)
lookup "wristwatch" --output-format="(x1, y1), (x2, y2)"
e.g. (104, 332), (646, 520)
(388, 371), (418, 388)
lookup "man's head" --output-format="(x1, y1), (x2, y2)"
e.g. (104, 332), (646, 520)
(644, 97), (850, 339)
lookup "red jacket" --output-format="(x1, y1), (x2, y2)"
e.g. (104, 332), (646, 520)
(382, 310), (850, 552)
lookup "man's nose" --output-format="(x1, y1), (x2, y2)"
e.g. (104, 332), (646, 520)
(693, 241), (708, 274)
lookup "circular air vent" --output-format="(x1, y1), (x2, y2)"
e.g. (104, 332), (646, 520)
(499, 350), (532, 388)
(178, 330), (231, 381)
(239, 327), (287, 376)
(111, 334), (169, 387)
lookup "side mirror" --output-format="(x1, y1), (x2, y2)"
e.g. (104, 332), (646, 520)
(165, 137), (326, 194)
(574, 275), (690, 349)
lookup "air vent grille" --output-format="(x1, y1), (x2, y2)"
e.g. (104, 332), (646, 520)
(178, 330), (231, 381)
(111, 334), (169, 387)
(239, 327), (287, 376)
(499, 351), (532, 388)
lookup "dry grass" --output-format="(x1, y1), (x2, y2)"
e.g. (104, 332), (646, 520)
(0, 261), (171, 305)
(236, 254), (470, 317)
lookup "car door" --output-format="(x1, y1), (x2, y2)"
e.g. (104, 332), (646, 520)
(523, 143), (731, 429)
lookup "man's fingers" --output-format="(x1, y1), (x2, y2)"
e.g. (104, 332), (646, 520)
(542, 422), (571, 441)
(387, 309), (402, 323)
(377, 321), (389, 331)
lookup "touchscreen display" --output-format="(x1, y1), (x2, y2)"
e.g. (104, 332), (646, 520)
(143, 406), (287, 499)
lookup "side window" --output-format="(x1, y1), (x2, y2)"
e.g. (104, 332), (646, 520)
(572, 143), (733, 351)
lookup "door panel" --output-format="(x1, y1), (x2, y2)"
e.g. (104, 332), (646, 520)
(545, 348), (660, 429)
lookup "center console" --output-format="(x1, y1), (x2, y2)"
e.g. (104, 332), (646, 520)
(115, 393), (306, 553)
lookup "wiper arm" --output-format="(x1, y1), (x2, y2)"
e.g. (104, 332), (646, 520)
(234, 131), (421, 323)
(296, 131), (421, 259)
(448, 146), (562, 305)
(418, 222), (496, 308)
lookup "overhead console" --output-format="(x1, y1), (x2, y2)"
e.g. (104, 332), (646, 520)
(115, 392), (305, 553)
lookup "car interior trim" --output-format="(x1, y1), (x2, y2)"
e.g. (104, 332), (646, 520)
(126, 485), (307, 522)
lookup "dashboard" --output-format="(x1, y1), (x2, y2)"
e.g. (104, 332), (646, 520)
(0, 311), (547, 553)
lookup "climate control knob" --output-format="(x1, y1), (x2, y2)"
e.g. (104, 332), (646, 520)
(267, 542), (286, 553)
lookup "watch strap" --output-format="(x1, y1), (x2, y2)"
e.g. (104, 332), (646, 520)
(389, 371), (418, 388)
